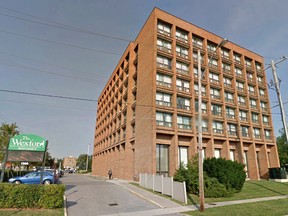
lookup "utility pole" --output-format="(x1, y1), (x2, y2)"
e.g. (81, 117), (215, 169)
(269, 57), (288, 142)
(86, 144), (90, 171)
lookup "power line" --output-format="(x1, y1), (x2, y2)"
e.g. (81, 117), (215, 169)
(0, 6), (131, 42)
(0, 89), (98, 102)
(0, 51), (108, 78)
(0, 28), (122, 55)
(0, 61), (107, 84)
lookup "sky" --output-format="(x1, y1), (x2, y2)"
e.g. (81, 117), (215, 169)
(0, 0), (288, 159)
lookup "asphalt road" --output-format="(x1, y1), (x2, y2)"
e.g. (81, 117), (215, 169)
(60, 173), (158, 216)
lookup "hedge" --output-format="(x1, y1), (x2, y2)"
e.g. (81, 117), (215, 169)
(0, 183), (65, 209)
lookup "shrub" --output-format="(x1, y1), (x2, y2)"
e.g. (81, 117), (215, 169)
(204, 176), (229, 198)
(203, 157), (246, 192)
(0, 183), (65, 209)
(174, 155), (229, 197)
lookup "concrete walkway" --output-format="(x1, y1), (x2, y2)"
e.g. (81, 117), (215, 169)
(100, 177), (288, 215)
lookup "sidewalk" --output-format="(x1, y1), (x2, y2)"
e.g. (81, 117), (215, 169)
(104, 177), (288, 215)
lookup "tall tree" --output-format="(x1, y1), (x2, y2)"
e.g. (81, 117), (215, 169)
(77, 154), (92, 171)
(276, 129), (288, 167)
(0, 123), (20, 161)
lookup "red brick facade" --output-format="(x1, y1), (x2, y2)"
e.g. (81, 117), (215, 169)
(92, 8), (280, 180)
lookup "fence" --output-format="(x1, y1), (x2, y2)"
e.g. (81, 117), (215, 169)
(139, 173), (187, 204)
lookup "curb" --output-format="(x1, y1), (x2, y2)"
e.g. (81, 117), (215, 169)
(64, 195), (68, 216)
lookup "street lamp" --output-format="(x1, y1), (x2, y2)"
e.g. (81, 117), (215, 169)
(197, 38), (228, 212)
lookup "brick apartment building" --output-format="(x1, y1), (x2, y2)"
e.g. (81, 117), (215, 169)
(63, 156), (77, 170)
(92, 8), (280, 180)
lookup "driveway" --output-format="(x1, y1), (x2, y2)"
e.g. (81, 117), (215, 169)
(60, 173), (158, 216)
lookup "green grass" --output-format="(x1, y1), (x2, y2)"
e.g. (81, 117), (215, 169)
(0, 208), (63, 216)
(183, 198), (288, 216)
(188, 180), (288, 205)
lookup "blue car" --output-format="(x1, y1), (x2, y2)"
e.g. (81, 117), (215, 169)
(8, 171), (57, 185)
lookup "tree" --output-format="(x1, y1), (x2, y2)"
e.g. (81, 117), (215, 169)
(277, 129), (288, 167)
(77, 154), (92, 171)
(0, 123), (20, 161)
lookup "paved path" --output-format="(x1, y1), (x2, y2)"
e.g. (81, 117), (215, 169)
(61, 174), (288, 216)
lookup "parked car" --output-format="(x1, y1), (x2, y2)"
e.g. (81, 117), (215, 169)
(8, 171), (57, 185)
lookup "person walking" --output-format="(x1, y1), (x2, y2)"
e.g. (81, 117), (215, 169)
(108, 169), (112, 179)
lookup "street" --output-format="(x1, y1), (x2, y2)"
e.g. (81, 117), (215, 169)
(60, 173), (159, 216)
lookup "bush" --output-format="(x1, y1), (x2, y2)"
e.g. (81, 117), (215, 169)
(203, 157), (246, 192)
(204, 176), (229, 198)
(0, 183), (65, 209)
(174, 156), (230, 197)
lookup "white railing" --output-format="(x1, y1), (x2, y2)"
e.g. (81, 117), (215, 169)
(139, 173), (187, 204)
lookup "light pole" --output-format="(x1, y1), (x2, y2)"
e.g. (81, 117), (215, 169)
(198, 38), (228, 212)
(86, 144), (90, 171)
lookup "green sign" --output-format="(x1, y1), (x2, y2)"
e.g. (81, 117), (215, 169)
(8, 134), (47, 152)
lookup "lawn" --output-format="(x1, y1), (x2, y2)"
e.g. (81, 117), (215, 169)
(188, 180), (288, 204)
(0, 208), (63, 216)
(184, 180), (288, 215)
(184, 198), (288, 216)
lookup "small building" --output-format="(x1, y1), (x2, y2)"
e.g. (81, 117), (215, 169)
(63, 156), (77, 170)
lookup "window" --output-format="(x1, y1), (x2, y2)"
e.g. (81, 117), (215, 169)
(245, 58), (252, 69)
(253, 128), (261, 139)
(178, 146), (188, 167)
(250, 99), (257, 109)
(257, 76), (264, 85)
(156, 112), (172, 127)
(209, 72), (220, 84)
(196, 119), (208, 132)
(221, 48), (230, 59)
(194, 84), (206, 96)
(233, 53), (241, 64)
(261, 101), (267, 111)
(192, 36), (203, 49)
(193, 52), (204, 64)
(213, 121), (223, 134)
(176, 46), (189, 59)
(222, 63), (231, 73)
(228, 124), (237, 136)
(226, 107), (235, 119)
(176, 61), (189, 74)
(241, 126), (249, 137)
(265, 130), (271, 139)
(209, 58), (218, 69)
(157, 21), (171, 36)
(225, 92), (234, 103)
(248, 85), (255, 95)
(214, 149), (221, 158)
(211, 104), (222, 116)
(176, 78), (190, 92)
(210, 88), (221, 99)
(193, 67), (205, 78)
(177, 96), (190, 110)
(230, 150), (235, 161)
(235, 68), (243, 77)
(156, 92), (172, 107)
(247, 73), (253, 81)
(156, 73), (172, 88)
(156, 144), (169, 176)
(223, 77), (232, 87)
(157, 39), (172, 53)
(259, 88), (265, 98)
(239, 110), (247, 121)
(177, 115), (191, 129)
(157, 56), (171, 70)
(251, 112), (259, 124)
(262, 115), (269, 125)
(236, 81), (244, 92)
(176, 29), (188, 43)
(195, 100), (207, 114)
(256, 63), (262, 72)
(207, 42), (217, 53)
(238, 96), (246, 106)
